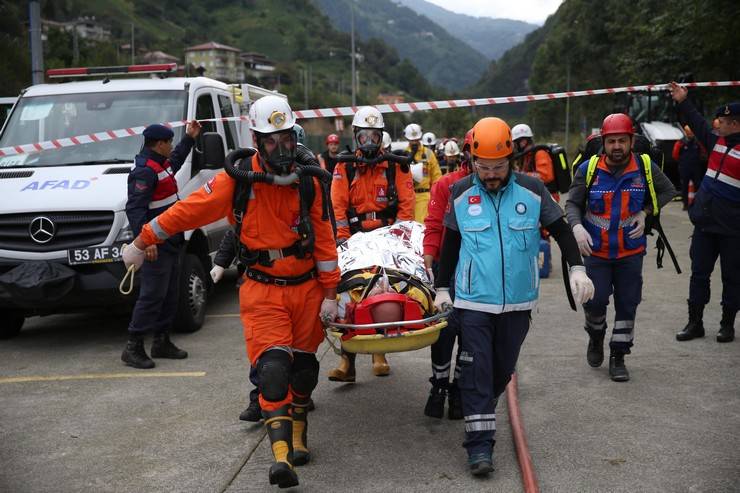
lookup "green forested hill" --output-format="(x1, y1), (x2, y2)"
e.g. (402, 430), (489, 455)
(311, 0), (489, 91)
(473, 0), (739, 136)
(395, 0), (537, 61)
(0, 0), (437, 107)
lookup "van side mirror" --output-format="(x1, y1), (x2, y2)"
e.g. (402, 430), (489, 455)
(201, 132), (225, 169)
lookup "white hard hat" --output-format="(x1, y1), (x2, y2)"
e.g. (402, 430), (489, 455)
(410, 162), (424, 184)
(249, 95), (295, 134)
(511, 123), (534, 141)
(422, 132), (436, 146)
(382, 131), (392, 150)
(444, 140), (460, 157)
(404, 123), (423, 141)
(352, 106), (384, 129)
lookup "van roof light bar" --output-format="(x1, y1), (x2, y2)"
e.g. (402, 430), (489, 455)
(47, 63), (177, 79)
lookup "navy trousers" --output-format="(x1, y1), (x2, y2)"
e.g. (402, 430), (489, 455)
(689, 227), (740, 312)
(128, 248), (180, 334)
(457, 309), (530, 456)
(583, 254), (643, 354)
(430, 281), (461, 388)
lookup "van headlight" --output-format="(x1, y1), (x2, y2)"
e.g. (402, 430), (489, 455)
(115, 226), (134, 242)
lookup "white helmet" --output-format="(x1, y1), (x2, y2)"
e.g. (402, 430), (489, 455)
(382, 131), (392, 150)
(249, 95), (295, 134)
(444, 140), (460, 157)
(422, 132), (436, 147)
(404, 123), (423, 141)
(352, 106), (384, 129)
(511, 123), (534, 141)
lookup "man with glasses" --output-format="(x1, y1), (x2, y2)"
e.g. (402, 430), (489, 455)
(121, 121), (201, 369)
(434, 117), (594, 477)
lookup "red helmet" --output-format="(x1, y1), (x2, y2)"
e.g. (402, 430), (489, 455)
(326, 133), (340, 145)
(462, 128), (474, 152)
(600, 113), (634, 137)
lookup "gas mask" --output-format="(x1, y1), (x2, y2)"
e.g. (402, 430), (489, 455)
(256, 130), (297, 176)
(354, 128), (383, 159)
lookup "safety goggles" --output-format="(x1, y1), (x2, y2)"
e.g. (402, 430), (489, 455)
(473, 158), (509, 174)
(355, 129), (383, 146)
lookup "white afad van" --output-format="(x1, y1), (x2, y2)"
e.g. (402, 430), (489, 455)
(0, 64), (281, 339)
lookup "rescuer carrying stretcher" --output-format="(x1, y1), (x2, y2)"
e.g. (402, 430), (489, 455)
(123, 95), (338, 489)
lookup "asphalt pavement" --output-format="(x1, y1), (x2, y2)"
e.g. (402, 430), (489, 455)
(1, 201), (738, 492)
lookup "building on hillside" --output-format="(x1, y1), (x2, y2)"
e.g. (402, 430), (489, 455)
(242, 52), (275, 77)
(141, 51), (179, 66)
(184, 41), (243, 82)
(377, 93), (405, 105)
(41, 17), (111, 43)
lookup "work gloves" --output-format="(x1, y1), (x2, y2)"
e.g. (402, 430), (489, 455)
(122, 243), (146, 272)
(320, 298), (338, 324)
(569, 266), (595, 305)
(434, 288), (453, 312)
(210, 265), (225, 283)
(572, 224), (593, 256)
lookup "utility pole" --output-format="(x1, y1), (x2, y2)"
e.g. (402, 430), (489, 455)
(565, 58), (571, 152)
(130, 23), (135, 64)
(29, 0), (44, 85)
(72, 21), (79, 65)
(350, 3), (356, 107)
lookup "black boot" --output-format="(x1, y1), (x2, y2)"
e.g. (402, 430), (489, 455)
(424, 384), (447, 419)
(121, 333), (155, 369)
(264, 406), (299, 488)
(239, 398), (262, 422)
(447, 383), (463, 420)
(586, 331), (605, 367)
(609, 352), (629, 382)
(291, 396), (311, 466)
(151, 333), (188, 359)
(717, 307), (736, 343)
(676, 302), (705, 341)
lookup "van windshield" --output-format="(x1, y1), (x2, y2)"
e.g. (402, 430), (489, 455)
(0, 90), (186, 168)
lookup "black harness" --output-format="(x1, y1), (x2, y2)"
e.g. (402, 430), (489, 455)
(344, 161), (399, 234)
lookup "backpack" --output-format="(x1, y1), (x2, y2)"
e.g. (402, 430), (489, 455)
(515, 144), (571, 194)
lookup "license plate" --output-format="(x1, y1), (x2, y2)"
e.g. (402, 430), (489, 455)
(67, 243), (125, 265)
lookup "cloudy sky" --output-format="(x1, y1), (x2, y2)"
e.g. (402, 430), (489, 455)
(426, 0), (563, 25)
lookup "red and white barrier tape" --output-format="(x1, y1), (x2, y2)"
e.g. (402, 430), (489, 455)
(1, 81), (737, 158)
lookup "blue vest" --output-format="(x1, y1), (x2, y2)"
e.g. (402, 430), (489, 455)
(452, 173), (541, 313)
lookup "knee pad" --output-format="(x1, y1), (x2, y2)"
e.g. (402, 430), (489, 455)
(257, 349), (292, 402)
(291, 352), (319, 396)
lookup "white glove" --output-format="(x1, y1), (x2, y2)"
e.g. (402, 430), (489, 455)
(210, 265), (225, 283)
(434, 288), (453, 312)
(569, 266), (595, 305)
(572, 224), (593, 257)
(320, 298), (338, 324)
(628, 210), (647, 239)
(121, 243), (145, 272)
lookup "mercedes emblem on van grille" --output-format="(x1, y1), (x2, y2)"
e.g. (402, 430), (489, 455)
(29, 216), (56, 244)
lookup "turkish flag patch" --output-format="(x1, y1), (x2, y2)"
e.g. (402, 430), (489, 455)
(468, 195), (481, 204)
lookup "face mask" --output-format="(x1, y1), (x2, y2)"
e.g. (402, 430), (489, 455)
(355, 128), (382, 158)
(258, 131), (296, 175)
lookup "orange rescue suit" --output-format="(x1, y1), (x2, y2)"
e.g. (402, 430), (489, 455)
(330, 160), (415, 240)
(140, 155), (340, 410)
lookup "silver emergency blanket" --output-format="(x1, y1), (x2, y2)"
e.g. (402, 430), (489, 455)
(337, 220), (431, 285)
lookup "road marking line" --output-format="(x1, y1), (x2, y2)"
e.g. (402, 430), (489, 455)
(0, 371), (206, 384)
(206, 313), (241, 318)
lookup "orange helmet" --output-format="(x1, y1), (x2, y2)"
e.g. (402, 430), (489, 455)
(471, 117), (512, 159)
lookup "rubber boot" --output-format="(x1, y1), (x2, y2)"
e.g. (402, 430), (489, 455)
(676, 301), (705, 341)
(327, 352), (356, 382)
(372, 353), (390, 377)
(291, 396), (311, 466)
(239, 398), (262, 422)
(121, 333), (155, 369)
(264, 406), (299, 489)
(151, 332), (188, 359)
(717, 307), (736, 343)
(609, 352), (630, 382)
(447, 383), (464, 420)
(424, 383), (447, 419)
(586, 331), (605, 367)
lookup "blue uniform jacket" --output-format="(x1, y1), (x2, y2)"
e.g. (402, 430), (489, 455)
(444, 172), (564, 313)
(126, 135), (194, 252)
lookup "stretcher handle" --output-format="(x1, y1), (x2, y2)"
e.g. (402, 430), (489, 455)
(327, 309), (452, 330)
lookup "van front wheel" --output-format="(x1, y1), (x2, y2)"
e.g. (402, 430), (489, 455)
(174, 254), (208, 333)
(0, 310), (24, 339)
